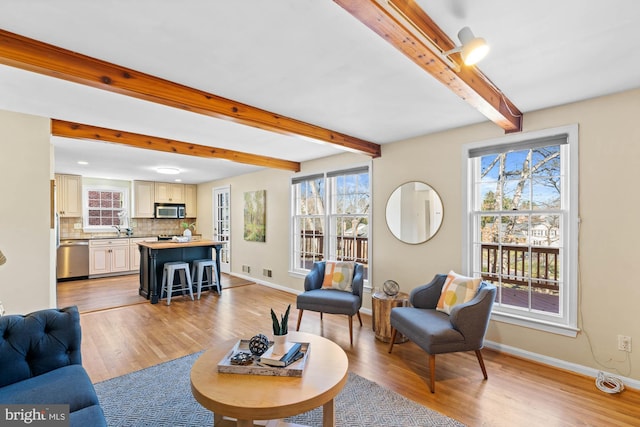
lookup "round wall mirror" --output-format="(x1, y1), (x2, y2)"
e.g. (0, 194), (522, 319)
(385, 181), (444, 244)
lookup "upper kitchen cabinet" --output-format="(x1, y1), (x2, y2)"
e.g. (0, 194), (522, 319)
(185, 184), (197, 217)
(55, 174), (82, 217)
(132, 180), (155, 218)
(155, 182), (185, 204)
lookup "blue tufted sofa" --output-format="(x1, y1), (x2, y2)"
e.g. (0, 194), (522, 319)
(0, 306), (107, 426)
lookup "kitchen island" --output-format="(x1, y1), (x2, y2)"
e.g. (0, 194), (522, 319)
(137, 240), (225, 304)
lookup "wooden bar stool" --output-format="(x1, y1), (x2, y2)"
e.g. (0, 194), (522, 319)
(161, 261), (194, 305)
(191, 259), (220, 298)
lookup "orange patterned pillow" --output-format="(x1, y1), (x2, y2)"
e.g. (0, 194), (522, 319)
(436, 271), (481, 314)
(321, 261), (355, 292)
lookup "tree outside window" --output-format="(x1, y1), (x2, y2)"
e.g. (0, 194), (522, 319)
(465, 125), (578, 335)
(476, 145), (562, 314)
(291, 167), (370, 281)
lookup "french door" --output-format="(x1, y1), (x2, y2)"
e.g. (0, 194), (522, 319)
(213, 186), (231, 273)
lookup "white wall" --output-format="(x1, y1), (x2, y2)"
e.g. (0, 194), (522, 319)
(198, 88), (640, 381)
(0, 109), (53, 314)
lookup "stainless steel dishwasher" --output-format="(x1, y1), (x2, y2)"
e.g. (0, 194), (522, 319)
(56, 240), (90, 280)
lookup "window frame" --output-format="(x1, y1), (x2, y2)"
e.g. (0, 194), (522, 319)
(462, 124), (579, 337)
(290, 173), (326, 273)
(82, 185), (130, 232)
(290, 164), (371, 285)
(326, 167), (370, 266)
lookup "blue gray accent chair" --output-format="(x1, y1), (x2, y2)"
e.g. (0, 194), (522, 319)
(0, 306), (107, 426)
(296, 261), (364, 345)
(388, 274), (496, 393)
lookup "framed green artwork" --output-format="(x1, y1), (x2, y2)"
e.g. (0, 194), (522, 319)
(244, 190), (266, 242)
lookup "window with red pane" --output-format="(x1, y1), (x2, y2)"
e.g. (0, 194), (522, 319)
(83, 186), (128, 230)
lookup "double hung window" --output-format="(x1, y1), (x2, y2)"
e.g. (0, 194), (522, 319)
(464, 125), (578, 336)
(291, 166), (370, 281)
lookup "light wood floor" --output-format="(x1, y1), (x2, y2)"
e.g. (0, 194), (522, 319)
(58, 275), (640, 426)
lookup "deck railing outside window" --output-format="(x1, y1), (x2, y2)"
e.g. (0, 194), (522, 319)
(300, 231), (368, 264)
(300, 231), (368, 279)
(481, 243), (560, 313)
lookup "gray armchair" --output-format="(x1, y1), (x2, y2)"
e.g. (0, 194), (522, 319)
(296, 261), (364, 345)
(388, 274), (496, 393)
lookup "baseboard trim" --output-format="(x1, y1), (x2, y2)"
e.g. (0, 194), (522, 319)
(228, 272), (297, 295)
(484, 340), (639, 391)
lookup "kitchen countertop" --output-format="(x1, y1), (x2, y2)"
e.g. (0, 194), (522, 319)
(61, 234), (204, 241)
(61, 234), (159, 241)
(137, 239), (224, 250)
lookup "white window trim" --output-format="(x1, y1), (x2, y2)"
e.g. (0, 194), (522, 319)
(82, 185), (130, 232)
(289, 162), (372, 288)
(289, 175), (326, 277)
(462, 124), (579, 337)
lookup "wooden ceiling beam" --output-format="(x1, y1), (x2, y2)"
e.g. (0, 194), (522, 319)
(0, 29), (381, 158)
(51, 119), (301, 172)
(334, 0), (523, 133)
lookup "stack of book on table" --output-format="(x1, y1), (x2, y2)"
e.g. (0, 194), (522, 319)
(258, 342), (304, 367)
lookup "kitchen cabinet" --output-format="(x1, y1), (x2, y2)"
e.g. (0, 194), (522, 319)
(129, 236), (158, 271)
(155, 182), (185, 203)
(185, 184), (197, 217)
(55, 174), (83, 217)
(132, 181), (155, 218)
(89, 239), (130, 276)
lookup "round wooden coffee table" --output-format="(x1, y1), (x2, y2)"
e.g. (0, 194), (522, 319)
(190, 331), (348, 427)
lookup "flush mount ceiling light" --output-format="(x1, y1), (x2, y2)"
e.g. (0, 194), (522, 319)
(156, 167), (180, 175)
(443, 26), (490, 66)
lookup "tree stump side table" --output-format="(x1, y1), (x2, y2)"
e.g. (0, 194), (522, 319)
(372, 291), (409, 343)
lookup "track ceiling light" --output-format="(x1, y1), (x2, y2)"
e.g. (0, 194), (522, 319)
(444, 26), (490, 66)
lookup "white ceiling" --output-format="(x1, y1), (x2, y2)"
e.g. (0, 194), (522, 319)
(0, 0), (638, 184)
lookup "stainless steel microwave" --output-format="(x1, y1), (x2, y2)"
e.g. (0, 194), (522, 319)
(155, 203), (185, 219)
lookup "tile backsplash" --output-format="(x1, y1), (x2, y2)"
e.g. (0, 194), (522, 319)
(59, 217), (198, 239)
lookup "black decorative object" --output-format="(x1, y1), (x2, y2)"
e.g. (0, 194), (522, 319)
(383, 280), (400, 297)
(248, 333), (270, 356)
(229, 352), (254, 365)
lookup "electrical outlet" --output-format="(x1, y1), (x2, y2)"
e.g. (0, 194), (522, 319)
(242, 265), (251, 273)
(73, 223), (82, 229)
(263, 269), (272, 278)
(618, 335), (632, 352)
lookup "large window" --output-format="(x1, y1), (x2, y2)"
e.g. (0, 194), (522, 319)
(291, 166), (370, 281)
(464, 125), (578, 336)
(83, 185), (129, 231)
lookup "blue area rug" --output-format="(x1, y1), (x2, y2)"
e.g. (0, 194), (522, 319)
(94, 351), (464, 427)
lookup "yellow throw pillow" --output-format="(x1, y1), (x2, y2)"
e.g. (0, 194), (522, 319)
(321, 261), (355, 292)
(436, 271), (481, 314)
